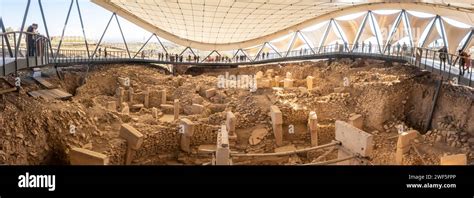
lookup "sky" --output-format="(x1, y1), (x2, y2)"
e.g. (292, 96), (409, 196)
(0, 0), (154, 43)
(1, 1), (471, 47)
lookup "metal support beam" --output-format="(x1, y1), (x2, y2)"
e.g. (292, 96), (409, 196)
(114, 14), (131, 58)
(240, 49), (253, 62)
(201, 50), (221, 63)
(333, 19), (348, 50)
(318, 20), (332, 53)
(267, 43), (282, 58)
(253, 43), (265, 61)
(91, 13), (114, 58)
(384, 11), (403, 53)
(179, 47), (197, 57)
(76, 0), (90, 58)
(437, 15), (450, 64)
(133, 33), (154, 58)
(285, 31), (298, 57)
(298, 31), (316, 55)
(352, 12), (370, 52)
(369, 11), (383, 54)
(38, 0), (54, 59)
(231, 49), (240, 60)
(402, 11), (414, 47)
(16, 0), (31, 60)
(420, 17), (437, 48)
(0, 17), (13, 57)
(155, 34), (168, 54)
(55, 0), (74, 61)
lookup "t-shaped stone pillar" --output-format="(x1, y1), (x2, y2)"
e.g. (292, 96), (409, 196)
(121, 102), (130, 115)
(273, 76), (281, 87)
(348, 114), (363, 130)
(120, 124), (144, 165)
(308, 111), (318, 146)
(180, 118), (195, 153)
(395, 130), (418, 165)
(161, 89), (167, 105)
(306, 76), (314, 90)
(255, 71), (263, 79)
(174, 99), (179, 120)
(107, 101), (116, 111)
(70, 147), (109, 165)
(440, 154), (467, 165)
(283, 78), (294, 88)
(226, 111), (236, 137)
(270, 105), (283, 146)
(151, 107), (158, 119)
(128, 87), (134, 103)
(144, 87), (150, 108)
(335, 120), (374, 165)
(116, 87), (125, 107)
(215, 125), (230, 165)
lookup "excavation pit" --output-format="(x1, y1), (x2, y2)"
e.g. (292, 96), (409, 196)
(0, 59), (472, 165)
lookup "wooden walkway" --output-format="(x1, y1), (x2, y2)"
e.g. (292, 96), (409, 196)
(28, 88), (72, 100)
(33, 76), (56, 89)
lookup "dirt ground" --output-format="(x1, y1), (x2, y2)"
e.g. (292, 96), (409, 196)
(0, 58), (472, 165)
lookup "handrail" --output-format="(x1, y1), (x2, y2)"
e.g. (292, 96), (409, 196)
(1, 31), (473, 86)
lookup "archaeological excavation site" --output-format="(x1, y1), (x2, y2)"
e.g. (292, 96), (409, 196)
(3, 1), (474, 195)
(0, 57), (472, 166)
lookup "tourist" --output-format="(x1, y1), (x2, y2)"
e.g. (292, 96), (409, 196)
(361, 41), (365, 53)
(459, 50), (466, 76)
(98, 47), (102, 58)
(26, 23), (38, 56)
(438, 46), (447, 70)
(397, 43), (401, 56)
(368, 41), (372, 53)
(402, 42), (408, 55)
(104, 48), (107, 58)
(386, 43), (392, 55)
(460, 50), (471, 75)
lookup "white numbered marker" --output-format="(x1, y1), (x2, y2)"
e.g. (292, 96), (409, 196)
(343, 77), (349, 87)
(397, 124), (405, 134)
(288, 124), (294, 134)
(69, 124), (76, 134)
(452, 77), (458, 85)
(124, 77), (130, 87)
(179, 124), (184, 134)
(15, 77), (21, 87)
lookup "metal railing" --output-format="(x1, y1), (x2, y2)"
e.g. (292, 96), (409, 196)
(1, 31), (473, 87)
(1, 31), (51, 76)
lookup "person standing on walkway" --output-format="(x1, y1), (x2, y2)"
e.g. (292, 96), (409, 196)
(438, 46), (447, 70)
(402, 42), (408, 56)
(368, 41), (372, 53)
(396, 43), (401, 56)
(26, 23), (38, 56)
(104, 48), (108, 58)
(98, 48), (102, 58)
(459, 50), (467, 76)
(386, 43), (392, 55)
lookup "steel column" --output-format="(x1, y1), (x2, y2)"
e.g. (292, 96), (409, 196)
(55, 0), (74, 61)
